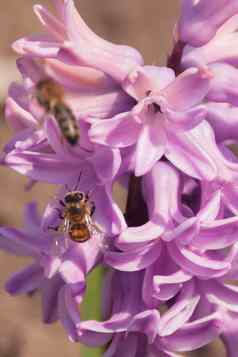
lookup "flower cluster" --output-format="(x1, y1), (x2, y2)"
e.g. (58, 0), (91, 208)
(1, 0), (238, 356)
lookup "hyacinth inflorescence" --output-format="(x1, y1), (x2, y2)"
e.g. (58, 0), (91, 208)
(2, 0), (238, 356)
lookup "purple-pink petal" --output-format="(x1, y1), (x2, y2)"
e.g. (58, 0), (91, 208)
(89, 112), (140, 148)
(135, 120), (166, 176)
(5, 263), (44, 295)
(64, 0), (143, 82)
(178, 0), (238, 46)
(105, 241), (162, 272)
(158, 313), (222, 352)
(160, 67), (211, 111)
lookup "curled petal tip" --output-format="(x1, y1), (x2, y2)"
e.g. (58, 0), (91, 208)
(33, 4), (42, 12)
(199, 66), (214, 80)
(127, 68), (140, 84)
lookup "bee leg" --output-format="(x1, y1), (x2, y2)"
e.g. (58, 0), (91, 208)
(59, 200), (66, 207)
(54, 208), (64, 219)
(85, 190), (93, 202)
(90, 202), (96, 216)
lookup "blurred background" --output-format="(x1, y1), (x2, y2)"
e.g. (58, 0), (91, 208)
(0, 1), (226, 356)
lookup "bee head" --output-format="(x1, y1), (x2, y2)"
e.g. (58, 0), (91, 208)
(64, 191), (84, 204)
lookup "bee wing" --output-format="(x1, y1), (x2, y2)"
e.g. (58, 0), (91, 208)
(58, 218), (71, 233)
(83, 214), (101, 234)
(88, 223), (103, 240)
(91, 223), (103, 234)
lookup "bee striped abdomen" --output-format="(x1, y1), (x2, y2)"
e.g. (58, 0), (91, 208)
(53, 103), (79, 146)
(69, 223), (91, 242)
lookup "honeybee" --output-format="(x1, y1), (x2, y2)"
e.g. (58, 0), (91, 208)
(50, 185), (100, 243)
(35, 78), (79, 145)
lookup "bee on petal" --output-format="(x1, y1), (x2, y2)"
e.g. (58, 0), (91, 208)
(49, 177), (101, 244)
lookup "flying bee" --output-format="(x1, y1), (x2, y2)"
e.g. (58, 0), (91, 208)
(35, 78), (79, 146)
(50, 186), (101, 243)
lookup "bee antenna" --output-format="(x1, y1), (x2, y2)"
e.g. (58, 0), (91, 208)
(74, 171), (82, 190)
(65, 183), (70, 192)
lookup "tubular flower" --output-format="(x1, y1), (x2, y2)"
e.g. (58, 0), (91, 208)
(77, 270), (222, 356)
(2, 0), (238, 356)
(89, 66), (214, 177)
(105, 162), (238, 278)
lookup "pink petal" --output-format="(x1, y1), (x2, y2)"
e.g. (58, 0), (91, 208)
(117, 221), (164, 251)
(163, 217), (199, 245)
(165, 105), (206, 132)
(198, 190), (222, 222)
(166, 121), (217, 181)
(128, 310), (161, 344)
(2, 151), (81, 184)
(207, 63), (238, 106)
(14, 129), (46, 152)
(34, 4), (66, 41)
(59, 259), (85, 286)
(13, 34), (60, 57)
(135, 120), (166, 176)
(89, 112), (141, 148)
(5, 263), (44, 295)
(64, 0), (143, 82)
(91, 148), (121, 182)
(159, 351), (181, 357)
(160, 68), (211, 111)
(68, 89), (133, 118)
(58, 286), (79, 342)
(92, 185), (127, 236)
(103, 335), (138, 357)
(42, 275), (63, 323)
(193, 216), (238, 250)
(16, 56), (45, 84)
(44, 58), (117, 92)
(182, 29), (238, 69)
(206, 102), (238, 142)
(159, 313), (222, 352)
(178, 0), (238, 46)
(168, 243), (230, 278)
(0, 226), (49, 256)
(222, 326), (238, 357)
(222, 182), (238, 215)
(123, 65), (175, 101)
(5, 97), (37, 130)
(158, 295), (200, 337)
(153, 270), (192, 300)
(143, 161), (182, 222)
(105, 241), (162, 271)
(207, 281), (238, 313)
(78, 327), (113, 348)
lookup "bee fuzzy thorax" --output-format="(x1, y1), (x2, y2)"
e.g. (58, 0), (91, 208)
(36, 78), (64, 110)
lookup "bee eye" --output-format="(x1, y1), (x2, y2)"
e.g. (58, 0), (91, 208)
(77, 193), (84, 200)
(64, 195), (71, 203)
